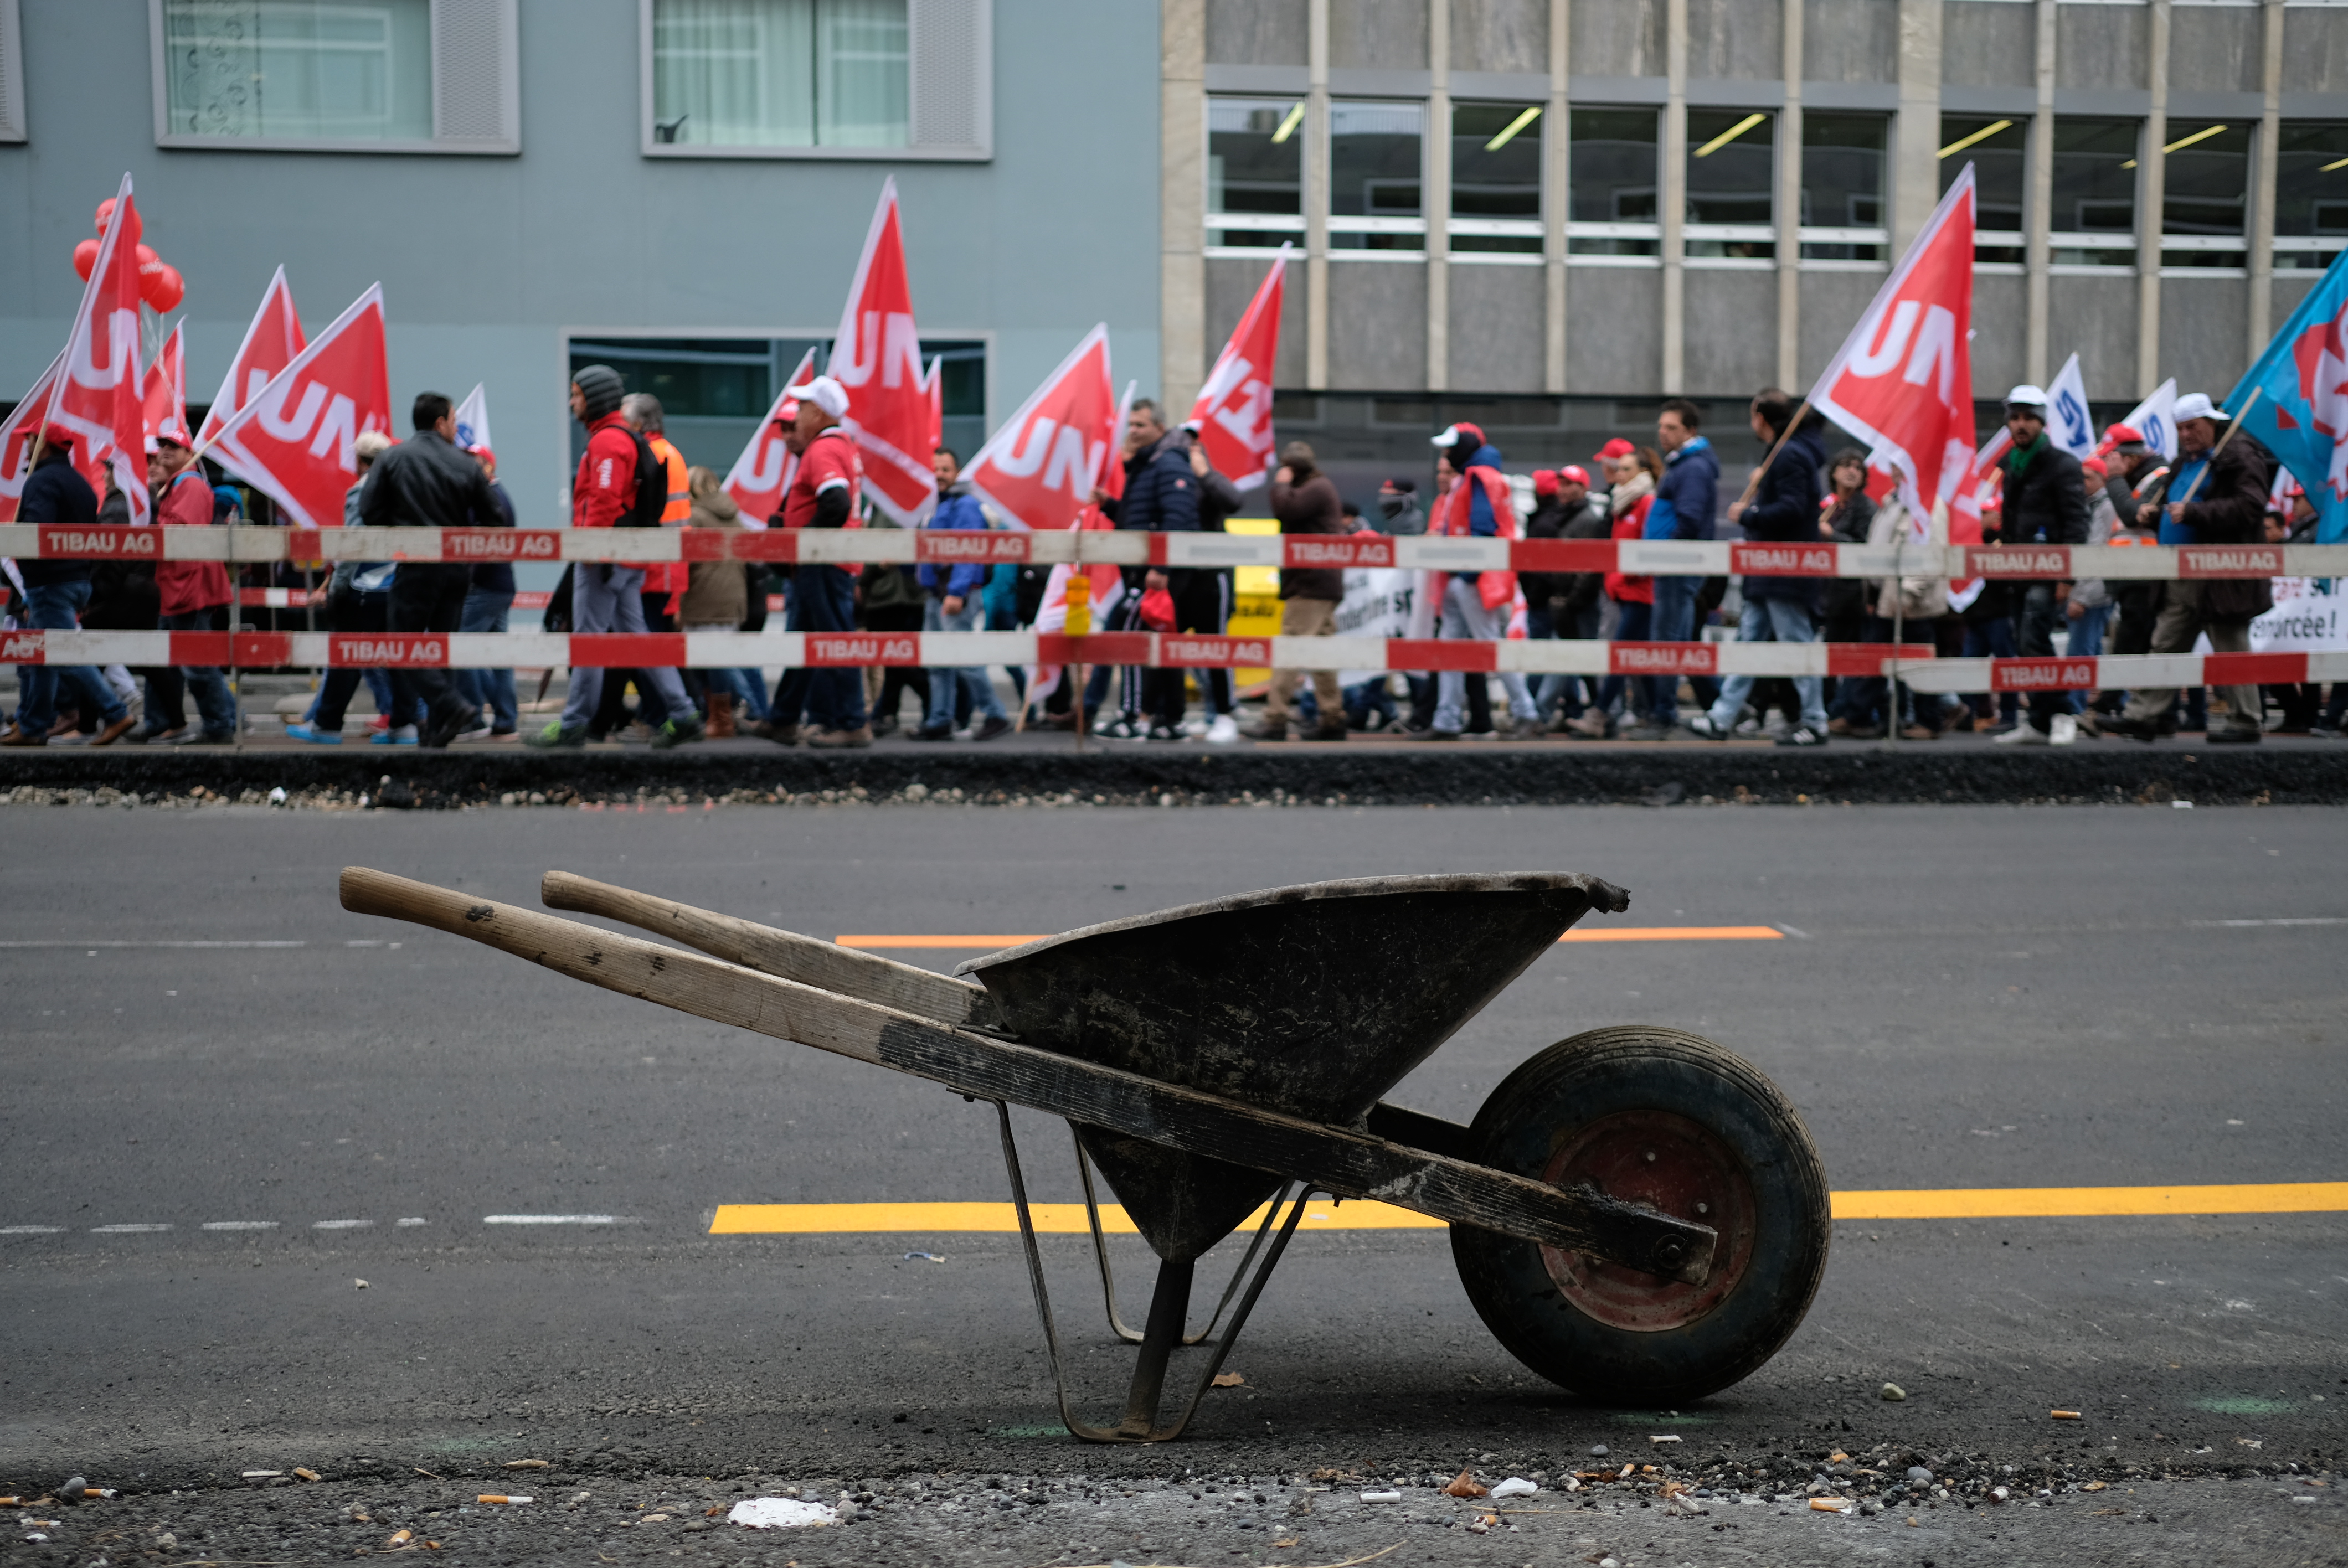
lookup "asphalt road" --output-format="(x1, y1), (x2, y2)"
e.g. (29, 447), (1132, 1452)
(2, 803), (2344, 1566)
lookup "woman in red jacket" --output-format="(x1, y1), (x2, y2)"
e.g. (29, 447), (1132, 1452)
(1572, 447), (1661, 739)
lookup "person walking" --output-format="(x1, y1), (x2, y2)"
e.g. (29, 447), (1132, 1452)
(1246, 440), (1348, 741)
(287, 432), (403, 744)
(357, 392), (497, 749)
(1419, 422), (1539, 740)
(764, 373), (872, 749)
(450, 444), (518, 739)
(1684, 392), (1830, 746)
(1989, 384), (2092, 746)
(1181, 435), (1244, 741)
(530, 365), (703, 750)
(1572, 447), (1661, 739)
(1645, 399), (1720, 733)
(2109, 392), (2276, 744)
(914, 446), (1012, 742)
(144, 434), (238, 745)
(1094, 399), (1194, 740)
(1523, 465), (1608, 728)
(0, 430), (138, 747)
(677, 465), (752, 739)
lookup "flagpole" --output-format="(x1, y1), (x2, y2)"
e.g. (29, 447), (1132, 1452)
(1730, 399), (1813, 513)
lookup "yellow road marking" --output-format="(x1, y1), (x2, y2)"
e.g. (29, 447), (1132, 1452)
(833, 926), (1786, 951)
(709, 1182), (2348, 1235)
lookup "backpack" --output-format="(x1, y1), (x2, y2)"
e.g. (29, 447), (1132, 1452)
(618, 429), (666, 527)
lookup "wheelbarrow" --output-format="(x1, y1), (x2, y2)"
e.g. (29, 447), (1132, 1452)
(338, 867), (1830, 1442)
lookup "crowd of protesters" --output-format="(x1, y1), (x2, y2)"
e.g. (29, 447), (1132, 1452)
(6, 370), (2340, 749)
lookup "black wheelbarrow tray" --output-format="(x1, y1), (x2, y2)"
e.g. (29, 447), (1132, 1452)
(340, 866), (1831, 1442)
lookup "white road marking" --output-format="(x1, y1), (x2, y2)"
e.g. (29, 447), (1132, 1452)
(1, 1225), (65, 1235)
(312, 1219), (373, 1230)
(482, 1215), (639, 1226)
(2192, 917), (2348, 927)
(90, 1224), (172, 1234)
(200, 1221), (279, 1230)
(395, 1217), (428, 1226)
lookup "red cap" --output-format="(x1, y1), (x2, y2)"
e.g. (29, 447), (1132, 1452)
(39, 423), (74, 449)
(1532, 468), (1560, 497)
(2097, 422), (2149, 457)
(468, 444), (496, 468)
(2081, 456), (2108, 480)
(1594, 437), (1635, 462)
(1558, 464), (1591, 487)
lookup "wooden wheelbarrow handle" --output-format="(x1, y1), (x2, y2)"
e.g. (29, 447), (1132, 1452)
(337, 866), (1718, 1284)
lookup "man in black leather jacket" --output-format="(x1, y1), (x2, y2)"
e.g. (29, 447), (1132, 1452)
(1990, 385), (2089, 745)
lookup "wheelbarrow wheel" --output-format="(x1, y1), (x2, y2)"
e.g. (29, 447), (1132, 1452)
(1449, 1026), (1830, 1404)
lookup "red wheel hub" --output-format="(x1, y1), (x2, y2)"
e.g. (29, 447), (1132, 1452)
(1538, 1108), (1757, 1332)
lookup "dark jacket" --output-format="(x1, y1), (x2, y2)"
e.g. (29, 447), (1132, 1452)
(1649, 436), (1719, 541)
(16, 450), (97, 588)
(362, 429), (504, 537)
(1820, 490), (1876, 623)
(1521, 495), (1605, 611)
(1738, 424), (1827, 606)
(2000, 436), (2089, 548)
(1194, 457), (1242, 533)
(1113, 430), (1200, 534)
(470, 479), (517, 594)
(1268, 465), (1347, 600)
(1556, 498), (1613, 620)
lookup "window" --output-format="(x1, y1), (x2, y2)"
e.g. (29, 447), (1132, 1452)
(642, 0), (988, 159)
(1329, 100), (1425, 252)
(2160, 122), (2248, 270)
(2274, 121), (2348, 271)
(1939, 114), (2026, 265)
(1567, 107), (1659, 259)
(1686, 108), (1775, 262)
(1207, 95), (1305, 250)
(2051, 117), (2139, 268)
(1800, 112), (1887, 263)
(1450, 101), (1543, 255)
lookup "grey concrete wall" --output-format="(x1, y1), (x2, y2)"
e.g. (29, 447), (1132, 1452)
(2050, 275), (2141, 396)
(2282, 7), (2348, 95)
(1683, 271), (1778, 395)
(1795, 270), (1887, 386)
(0, 0), (1161, 525)
(2169, 6), (2262, 96)
(2159, 276), (2249, 398)
(1942, 1), (2035, 89)
(1207, 255), (1312, 386)
(1567, 269), (1663, 394)
(2275, 274), (2320, 328)
(1451, 0), (1549, 74)
(2057, 4), (2147, 92)
(1571, 0), (1666, 78)
(1685, 0), (1784, 81)
(1326, 264), (1430, 387)
(1968, 274), (2028, 397)
(1331, 0), (1431, 69)
(1207, 0), (1311, 65)
(1448, 264), (1546, 390)
(1802, 0), (1898, 84)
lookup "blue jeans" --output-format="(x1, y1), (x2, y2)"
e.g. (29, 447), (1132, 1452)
(1595, 599), (1656, 715)
(1647, 576), (1703, 724)
(923, 596), (1005, 730)
(157, 608), (238, 737)
(2064, 600), (2111, 713)
(1433, 577), (1538, 732)
(15, 582), (128, 736)
(454, 586), (518, 732)
(768, 565), (867, 732)
(1706, 595), (1827, 733)
(1960, 613), (2019, 725)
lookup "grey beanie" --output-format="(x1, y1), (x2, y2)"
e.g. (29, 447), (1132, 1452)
(572, 364), (625, 422)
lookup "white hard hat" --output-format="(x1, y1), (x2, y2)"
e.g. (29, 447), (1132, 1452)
(2172, 391), (2229, 423)
(2004, 384), (2048, 409)
(782, 374), (850, 419)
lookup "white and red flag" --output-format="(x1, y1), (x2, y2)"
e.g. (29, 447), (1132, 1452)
(722, 347), (817, 530)
(827, 179), (938, 523)
(963, 324), (1117, 533)
(44, 174), (150, 523)
(195, 265), (306, 451)
(1022, 373), (1135, 704)
(143, 321), (190, 450)
(209, 283), (392, 528)
(1187, 241), (1289, 490)
(1809, 167), (1976, 520)
(0, 351), (66, 523)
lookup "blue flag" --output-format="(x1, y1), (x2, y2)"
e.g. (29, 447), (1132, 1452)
(2225, 248), (2348, 543)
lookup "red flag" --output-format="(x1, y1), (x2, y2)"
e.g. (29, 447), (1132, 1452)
(1021, 375), (1133, 704)
(45, 175), (150, 523)
(143, 322), (190, 450)
(963, 324), (1116, 533)
(1809, 168), (1976, 519)
(828, 179), (938, 523)
(0, 351), (65, 523)
(209, 284), (392, 528)
(195, 265), (306, 451)
(1186, 242), (1289, 491)
(722, 347), (817, 530)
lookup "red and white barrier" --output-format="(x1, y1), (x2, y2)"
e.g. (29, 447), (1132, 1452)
(3, 626), (2340, 694)
(7, 524), (2342, 581)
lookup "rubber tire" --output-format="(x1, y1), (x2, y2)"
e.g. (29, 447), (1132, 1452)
(1449, 1026), (1831, 1404)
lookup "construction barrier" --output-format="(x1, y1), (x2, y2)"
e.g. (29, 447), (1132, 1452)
(7, 523), (2344, 581)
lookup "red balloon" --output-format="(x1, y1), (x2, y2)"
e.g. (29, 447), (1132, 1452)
(72, 238), (99, 280)
(142, 264), (185, 312)
(95, 197), (141, 245)
(135, 242), (158, 270)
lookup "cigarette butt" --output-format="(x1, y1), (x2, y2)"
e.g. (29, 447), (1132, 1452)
(385, 1528), (413, 1546)
(476, 1494), (532, 1505)
(502, 1459), (549, 1470)
(2052, 1410), (2082, 1420)
(81, 1487), (115, 1499)
(0, 1497), (18, 1507)
(1810, 1497), (1851, 1512)
(294, 1467), (321, 1482)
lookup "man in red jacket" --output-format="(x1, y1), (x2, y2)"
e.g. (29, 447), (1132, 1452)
(143, 435), (239, 744)
(528, 365), (700, 749)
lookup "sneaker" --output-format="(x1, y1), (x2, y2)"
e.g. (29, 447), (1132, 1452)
(2205, 725), (2262, 745)
(1774, 724), (1828, 747)
(285, 721), (343, 746)
(1092, 715), (1141, 741)
(1623, 723), (1674, 742)
(1412, 726), (1463, 741)
(912, 723), (952, 741)
(1564, 711), (1615, 740)
(453, 724), (494, 744)
(2049, 713), (2079, 746)
(871, 714), (900, 739)
(649, 715), (704, 750)
(524, 721), (587, 749)
(1682, 714), (1730, 741)
(50, 728), (94, 747)
(195, 729), (238, 746)
(2313, 723), (2343, 739)
(1204, 713), (1240, 745)
(1304, 720), (1348, 742)
(371, 724), (420, 747)
(1239, 718), (1291, 741)
(1146, 723), (1183, 741)
(2102, 714), (2161, 742)
(758, 721), (802, 746)
(1994, 722), (2050, 746)
(154, 726), (200, 746)
(806, 724), (873, 750)
(972, 714), (1014, 742)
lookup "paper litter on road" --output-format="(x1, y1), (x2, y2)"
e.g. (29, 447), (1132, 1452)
(728, 1497), (839, 1529)
(1488, 1477), (1538, 1499)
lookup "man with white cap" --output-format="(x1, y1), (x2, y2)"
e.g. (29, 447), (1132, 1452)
(764, 373), (873, 748)
(2109, 392), (2276, 743)
(1989, 384), (2090, 746)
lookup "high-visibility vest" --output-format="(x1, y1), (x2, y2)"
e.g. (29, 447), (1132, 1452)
(645, 435), (692, 597)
